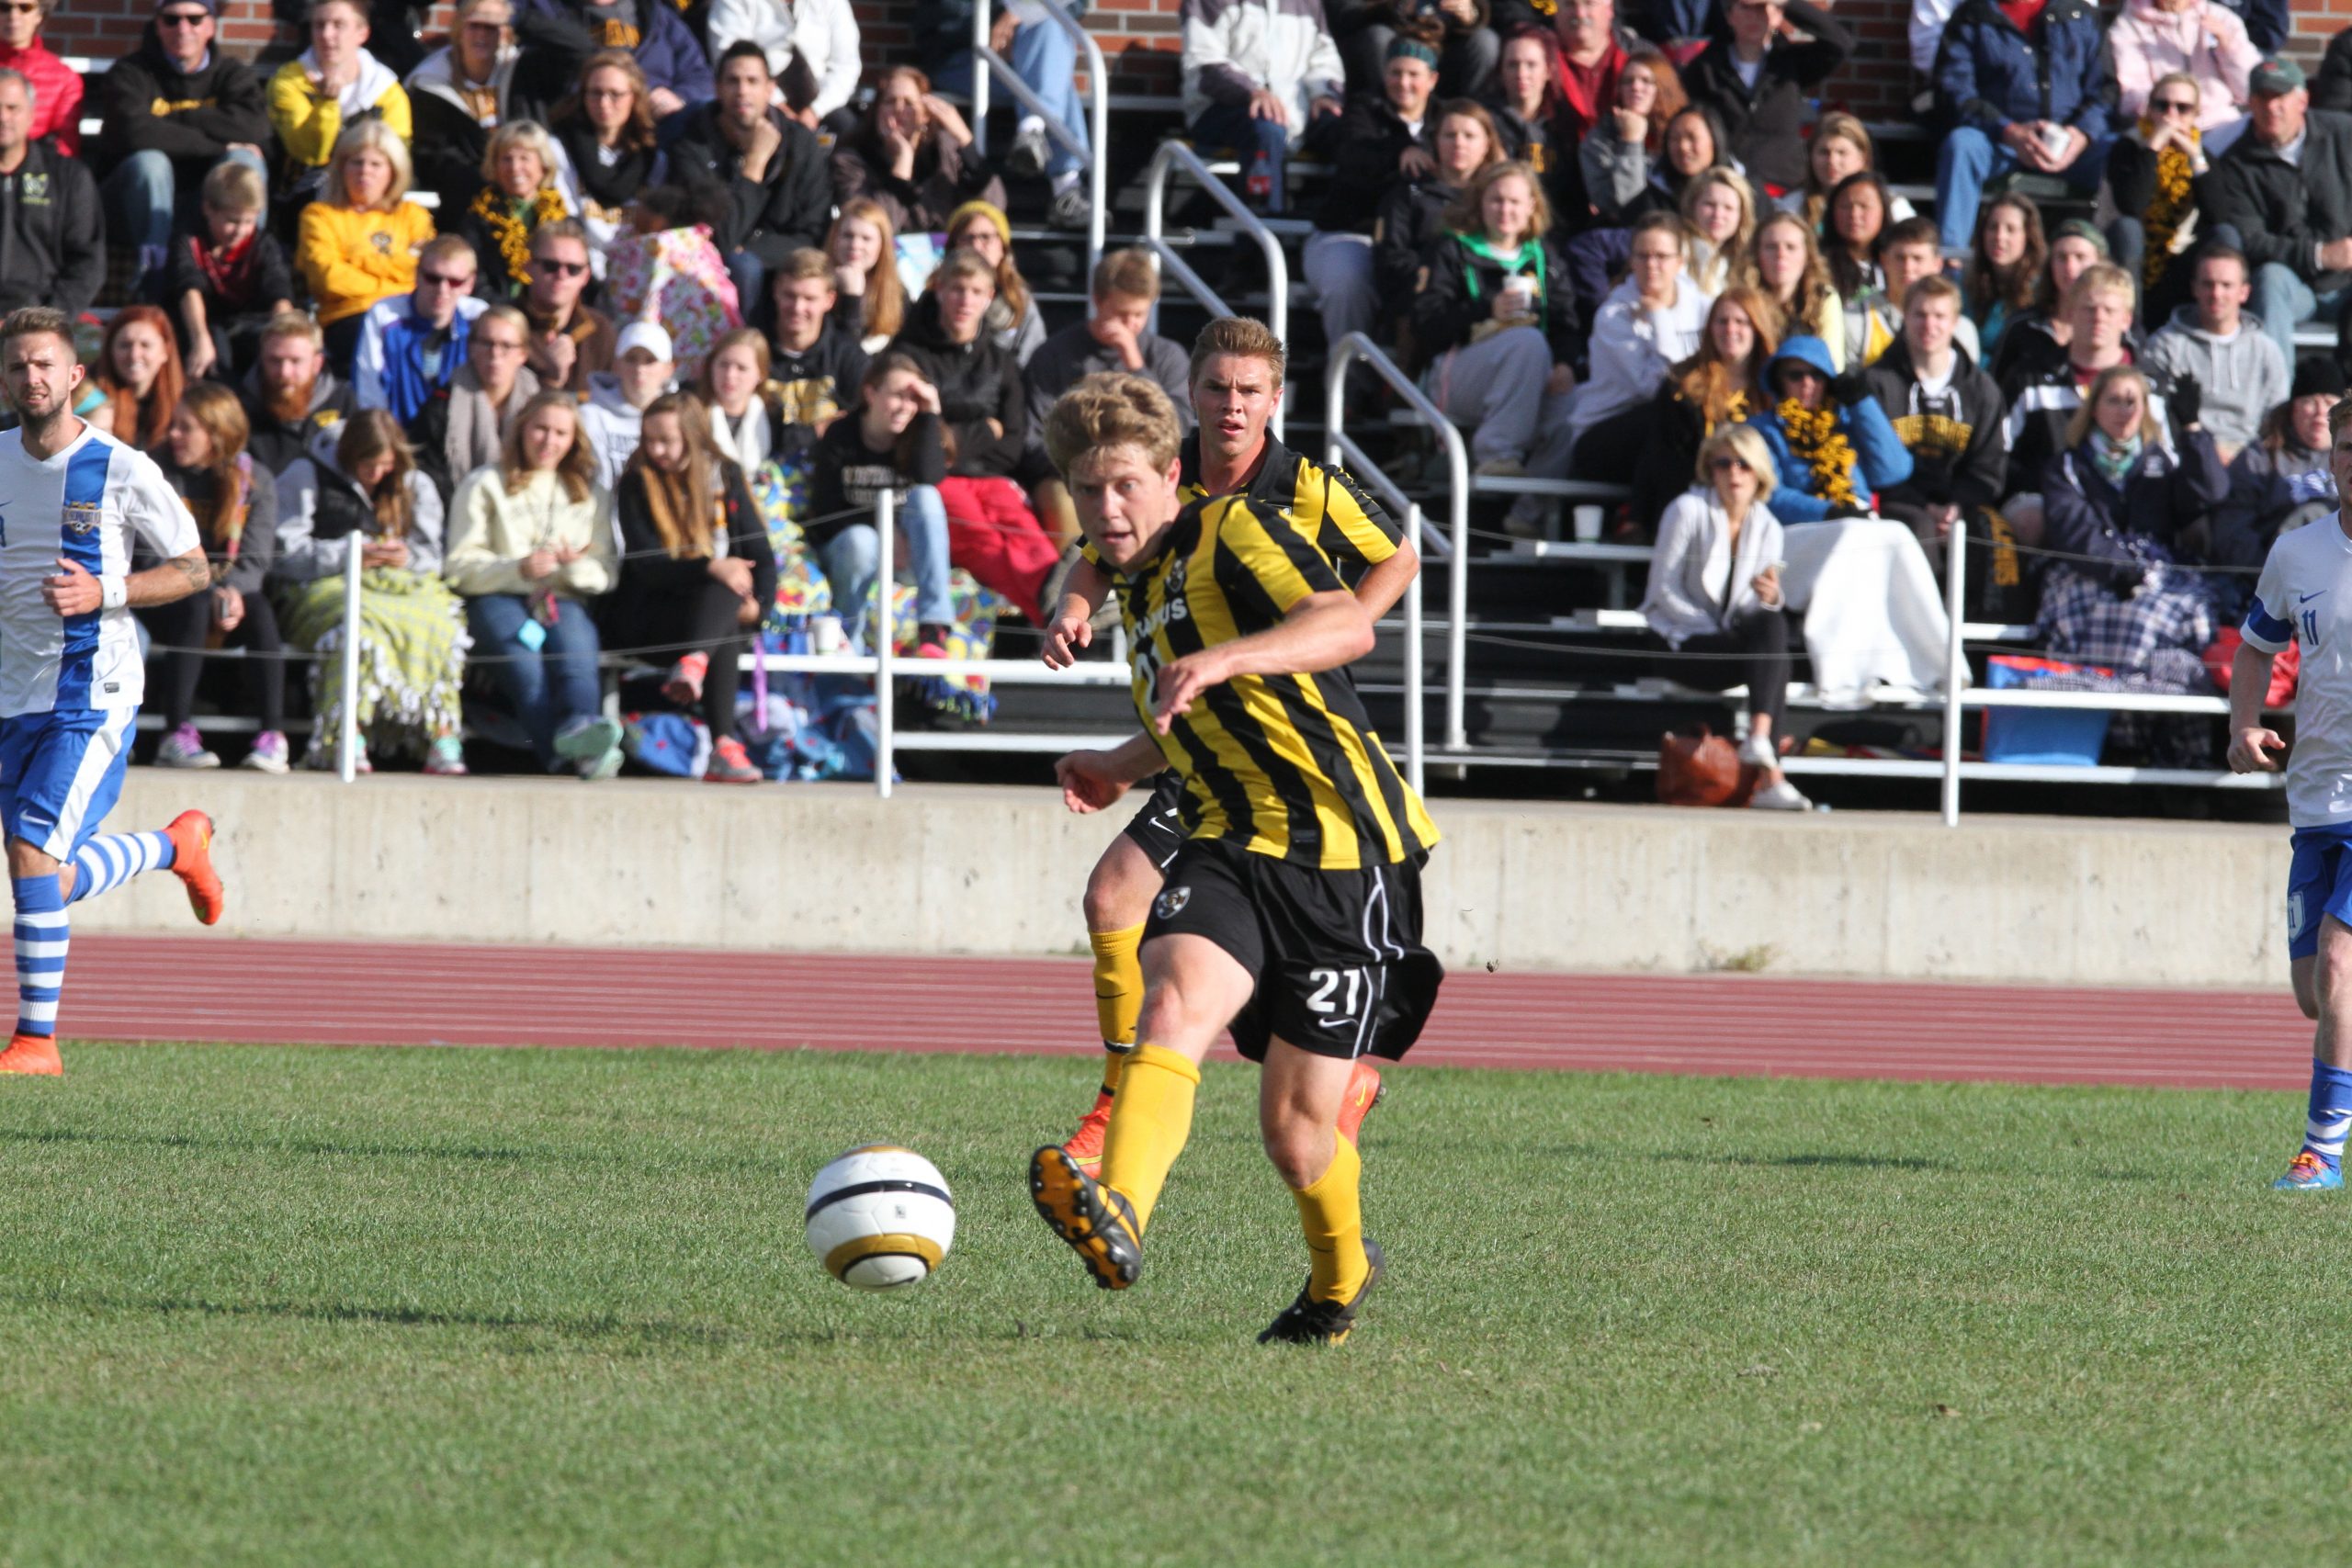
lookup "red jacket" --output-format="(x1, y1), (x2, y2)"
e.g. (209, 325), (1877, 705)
(0, 39), (81, 156)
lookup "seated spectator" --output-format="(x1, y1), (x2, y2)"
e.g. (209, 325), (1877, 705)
(2111, 0), (2258, 157)
(1332, 0), (1498, 99)
(99, 0), (267, 297)
(2203, 58), (2352, 369)
(1626, 0), (1714, 58)
(508, 0), (711, 129)
(1680, 164), (1752, 298)
(457, 120), (575, 301)
(1179, 0), (1347, 215)
(1305, 34), (1442, 356)
(413, 301), (538, 502)
(1999, 263), (2151, 544)
(581, 320), (678, 491)
(2143, 243), (2287, 458)
(1535, 0), (1636, 167)
(915, 0), (1096, 231)
(829, 65), (1001, 237)
(1822, 170), (1893, 300)
(446, 389), (621, 778)
(146, 383), (288, 773)
(0, 0), (74, 157)
(1567, 97), (1721, 320)
(2319, 27), (2352, 114)
(0, 71), (100, 319)
(1863, 276), (2009, 555)
(1739, 211), (1841, 369)
(1845, 216), (1983, 368)
(706, 0), (859, 133)
(405, 0), (515, 212)
(1777, 113), (1912, 231)
(1989, 217), (2114, 383)
(1631, 283), (1782, 527)
(606, 391), (775, 784)
(1681, 0), (1851, 199)
(700, 326), (790, 472)
(1025, 249), (1195, 443)
(242, 311), (356, 474)
(1746, 333), (1913, 521)
(1564, 211), (1708, 482)
(2109, 72), (2214, 326)
(2215, 355), (2341, 578)
(275, 409), (466, 774)
(298, 121), (437, 372)
(1963, 191), (2046, 363)
(89, 307), (186, 449)
(353, 233), (487, 421)
(1576, 48), (1691, 226)
(1375, 98), (1506, 309)
(1480, 28), (1564, 180)
(1930, 0), (2113, 255)
(519, 220), (615, 395)
(669, 42), (831, 318)
(825, 198), (904, 354)
(2037, 364), (2223, 685)
(805, 352), (958, 653)
(945, 200), (1047, 365)
(1639, 422), (1808, 809)
(766, 248), (869, 442)
(549, 51), (669, 262)
(169, 163), (296, 384)
(268, 0), (413, 209)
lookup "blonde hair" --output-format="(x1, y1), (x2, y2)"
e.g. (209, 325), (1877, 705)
(480, 119), (560, 192)
(1045, 373), (1185, 479)
(2061, 261), (2139, 321)
(1091, 247), (1161, 304)
(1697, 423), (1777, 500)
(1736, 212), (1835, 337)
(2065, 364), (2165, 449)
(202, 160), (265, 214)
(1441, 160), (1552, 246)
(327, 119), (413, 210)
(1680, 167), (1757, 290)
(501, 389), (595, 502)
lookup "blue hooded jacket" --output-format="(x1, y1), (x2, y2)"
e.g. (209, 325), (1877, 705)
(1746, 335), (1914, 524)
(1934, 0), (2114, 142)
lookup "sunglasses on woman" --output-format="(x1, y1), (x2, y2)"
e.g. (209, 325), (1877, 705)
(1711, 455), (1752, 473)
(2151, 97), (2197, 116)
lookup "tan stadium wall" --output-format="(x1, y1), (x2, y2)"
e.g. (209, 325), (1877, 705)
(73, 770), (2294, 987)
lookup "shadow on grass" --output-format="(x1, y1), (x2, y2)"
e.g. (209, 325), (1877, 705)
(1533, 1143), (1964, 1174)
(0, 1122), (783, 1179)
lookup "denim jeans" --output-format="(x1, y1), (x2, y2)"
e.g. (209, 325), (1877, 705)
(816, 482), (956, 650)
(1934, 126), (2111, 254)
(1188, 102), (1293, 213)
(103, 147), (269, 294)
(466, 592), (605, 767)
(932, 22), (1091, 180)
(2253, 263), (2352, 367)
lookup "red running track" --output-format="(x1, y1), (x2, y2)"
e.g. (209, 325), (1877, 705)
(59, 935), (2315, 1091)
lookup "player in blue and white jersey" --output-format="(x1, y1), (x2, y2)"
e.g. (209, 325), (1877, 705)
(0, 308), (227, 1078)
(2232, 394), (2352, 1187)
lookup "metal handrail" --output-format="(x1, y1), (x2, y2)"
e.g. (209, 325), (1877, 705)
(1140, 140), (1290, 437)
(1324, 333), (1468, 751)
(1402, 504), (1427, 795)
(971, 0), (1110, 279)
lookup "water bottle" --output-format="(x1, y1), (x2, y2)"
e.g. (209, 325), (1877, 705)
(1246, 147), (1273, 202)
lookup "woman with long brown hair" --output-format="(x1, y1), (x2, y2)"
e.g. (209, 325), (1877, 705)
(605, 392), (776, 784)
(88, 305), (185, 448)
(276, 409), (468, 774)
(1738, 211), (1842, 367)
(1632, 286), (1784, 527)
(826, 198), (906, 355)
(1963, 191), (2049, 363)
(830, 64), (1002, 235)
(145, 382), (289, 773)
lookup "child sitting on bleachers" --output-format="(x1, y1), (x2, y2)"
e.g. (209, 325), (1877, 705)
(167, 163), (297, 384)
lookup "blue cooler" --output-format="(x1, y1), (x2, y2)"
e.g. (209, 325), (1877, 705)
(1981, 655), (2112, 766)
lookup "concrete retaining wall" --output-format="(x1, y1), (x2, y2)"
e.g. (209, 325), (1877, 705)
(77, 773), (2293, 988)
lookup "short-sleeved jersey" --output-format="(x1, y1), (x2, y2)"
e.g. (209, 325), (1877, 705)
(2245, 513), (2352, 828)
(0, 425), (199, 718)
(1082, 432), (1406, 581)
(1117, 492), (1440, 871)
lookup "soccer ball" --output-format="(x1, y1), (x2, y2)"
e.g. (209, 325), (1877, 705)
(805, 1145), (956, 1291)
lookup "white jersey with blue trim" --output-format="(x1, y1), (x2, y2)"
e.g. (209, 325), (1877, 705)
(0, 423), (198, 719)
(2245, 513), (2352, 829)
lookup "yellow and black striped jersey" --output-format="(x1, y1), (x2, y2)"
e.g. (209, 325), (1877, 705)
(1081, 432), (1406, 581)
(1117, 492), (1439, 871)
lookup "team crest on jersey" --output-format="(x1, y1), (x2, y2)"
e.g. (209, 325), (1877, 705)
(18, 173), (45, 205)
(370, 231), (393, 254)
(1155, 886), (1191, 920)
(61, 501), (99, 534)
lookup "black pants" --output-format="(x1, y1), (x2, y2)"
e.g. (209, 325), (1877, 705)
(606, 581), (750, 741)
(1570, 403), (1653, 486)
(1652, 608), (1790, 733)
(140, 587), (286, 732)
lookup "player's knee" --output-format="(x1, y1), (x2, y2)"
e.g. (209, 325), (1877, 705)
(1084, 850), (1156, 932)
(1260, 1116), (1329, 1189)
(2296, 962), (2324, 1021)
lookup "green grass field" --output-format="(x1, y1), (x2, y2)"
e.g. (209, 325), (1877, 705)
(0, 1042), (2341, 1566)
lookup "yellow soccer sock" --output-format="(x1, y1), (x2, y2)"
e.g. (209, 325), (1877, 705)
(1089, 922), (1146, 1053)
(1098, 1043), (1199, 1232)
(1290, 1133), (1370, 1304)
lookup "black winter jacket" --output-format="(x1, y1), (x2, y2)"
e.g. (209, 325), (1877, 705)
(2199, 109), (2352, 290)
(1309, 92), (1433, 236)
(2041, 427), (2229, 592)
(1373, 177), (1454, 303)
(806, 412), (947, 548)
(162, 458), (279, 598)
(0, 143), (102, 319)
(667, 103), (833, 269)
(1408, 231), (1579, 372)
(607, 462), (776, 626)
(163, 229), (295, 323)
(887, 295), (1028, 478)
(1863, 339), (2011, 517)
(1680, 1), (1852, 194)
(96, 27), (270, 182)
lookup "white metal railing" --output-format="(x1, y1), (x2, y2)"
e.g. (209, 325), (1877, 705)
(1141, 140), (1289, 437)
(970, 0), (1109, 279)
(338, 542), (363, 783)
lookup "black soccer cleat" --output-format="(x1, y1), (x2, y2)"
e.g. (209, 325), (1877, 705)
(1259, 1238), (1385, 1346)
(1028, 1145), (1144, 1290)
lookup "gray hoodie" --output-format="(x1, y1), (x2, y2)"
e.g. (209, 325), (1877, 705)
(2142, 304), (2290, 454)
(577, 371), (674, 495)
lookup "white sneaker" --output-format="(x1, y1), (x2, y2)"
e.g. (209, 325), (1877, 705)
(1749, 778), (1812, 811)
(1737, 733), (1777, 771)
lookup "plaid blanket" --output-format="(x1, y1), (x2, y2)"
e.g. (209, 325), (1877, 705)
(2034, 558), (2215, 692)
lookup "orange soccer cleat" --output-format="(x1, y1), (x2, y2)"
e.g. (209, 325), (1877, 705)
(1061, 1089), (1114, 1173)
(0, 1032), (62, 1076)
(164, 810), (225, 927)
(1336, 1058), (1385, 1146)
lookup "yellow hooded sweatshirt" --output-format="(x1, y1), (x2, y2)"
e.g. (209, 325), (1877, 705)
(295, 199), (435, 325)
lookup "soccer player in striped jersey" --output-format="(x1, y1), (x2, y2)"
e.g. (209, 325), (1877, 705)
(1038, 316), (1419, 1178)
(1029, 373), (1442, 1345)
(0, 308), (226, 1077)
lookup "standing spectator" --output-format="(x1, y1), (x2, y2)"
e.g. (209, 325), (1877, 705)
(668, 41), (831, 317)
(519, 220), (616, 396)
(2214, 355), (2342, 576)
(268, 0), (413, 208)
(1333, 0), (1499, 99)
(413, 301), (539, 501)
(1738, 210), (1841, 368)
(275, 410), (468, 774)
(1374, 98), (1505, 308)
(351, 234), (487, 421)
(0, 71), (100, 318)
(1481, 28), (1562, 181)
(1631, 283), (1782, 527)
(0, 0), (75, 156)
(1566, 211), (1709, 480)
(445, 389), (622, 778)
(1864, 276), (2010, 555)
(765, 248), (868, 441)
(580, 320), (677, 491)
(945, 200), (1047, 365)
(1964, 190), (2046, 361)
(297, 121), (437, 372)
(804, 353), (959, 653)
(168, 162), (297, 383)
(549, 51), (668, 260)
(1930, 0), (2114, 255)
(1024, 249), (1195, 442)
(2109, 73), (2215, 325)
(146, 383), (290, 773)
(405, 0), (516, 211)
(88, 307), (186, 449)
(1304, 35), (1441, 356)
(1999, 263), (2150, 544)
(2143, 243), (2288, 457)
(1681, 0), (1852, 198)
(829, 66), (1001, 236)
(2201, 58), (2352, 370)
(825, 199), (904, 354)
(607, 391), (775, 784)
(508, 0), (712, 128)
(1845, 216), (1984, 368)
(456, 120), (575, 301)
(98, 0), (269, 296)
(705, 0), (860, 133)
(1745, 333), (1914, 522)
(241, 311), (356, 475)
(1681, 164), (1754, 297)
(1821, 170), (1892, 300)
(2110, 0), (2258, 155)
(1180, 0), (1347, 215)
(917, 0), (1096, 232)
(1777, 113), (1911, 231)
(699, 326), (794, 472)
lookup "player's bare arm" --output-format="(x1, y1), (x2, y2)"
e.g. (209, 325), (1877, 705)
(2228, 638), (2285, 773)
(1349, 540), (1419, 621)
(1055, 732), (1166, 812)
(1042, 557), (1113, 669)
(40, 547), (209, 615)
(1152, 590), (1374, 735)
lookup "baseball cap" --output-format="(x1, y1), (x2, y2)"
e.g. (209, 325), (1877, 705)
(616, 321), (673, 361)
(2251, 57), (2307, 97)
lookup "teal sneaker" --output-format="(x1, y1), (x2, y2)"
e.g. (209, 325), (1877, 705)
(2273, 1151), (2344, 1190)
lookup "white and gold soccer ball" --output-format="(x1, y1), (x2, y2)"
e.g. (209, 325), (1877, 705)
(804, 1145), (956, 1291)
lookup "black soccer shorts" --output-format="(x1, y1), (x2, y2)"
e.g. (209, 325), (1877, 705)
(1143, 838), (1443, 1063)
(1117, 771), (1190, 874)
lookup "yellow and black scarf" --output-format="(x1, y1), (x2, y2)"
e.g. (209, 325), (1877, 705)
(1776, 400), (1860, 513)
(469, 185), (568, 288)
(2138, 119), (2199, 296)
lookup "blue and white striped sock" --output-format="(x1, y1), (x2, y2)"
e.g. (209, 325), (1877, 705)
(2304, 1061), (2352, 1172)
(66, 831), (175, 907)
(11, 874), (66, 1040)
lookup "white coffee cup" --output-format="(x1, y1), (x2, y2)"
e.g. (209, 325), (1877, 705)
(1504, 274), (1537, 312)
(1572, 504), (1603, 543)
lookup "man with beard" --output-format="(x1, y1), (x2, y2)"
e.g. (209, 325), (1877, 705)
(240, 311), (356, 476)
